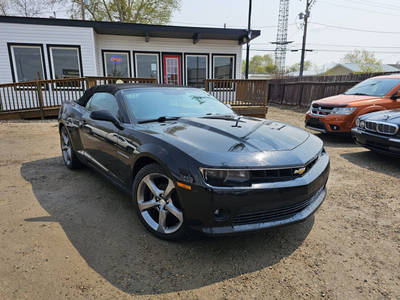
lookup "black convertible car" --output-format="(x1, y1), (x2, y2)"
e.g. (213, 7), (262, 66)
(352, 109), (400, 157)
(58, 83), (330, 240)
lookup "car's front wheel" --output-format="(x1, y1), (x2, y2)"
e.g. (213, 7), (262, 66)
(60, 126), (81, 170)
(132, 164), (186, 240)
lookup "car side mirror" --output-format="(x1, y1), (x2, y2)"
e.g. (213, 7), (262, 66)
(90, 110), (124, 130)
(390, 90), (400, 100)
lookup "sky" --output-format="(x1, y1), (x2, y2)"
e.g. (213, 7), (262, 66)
(169, 0), (400, 71)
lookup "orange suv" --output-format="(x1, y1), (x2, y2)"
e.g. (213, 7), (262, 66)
(305, 74), (400, 134)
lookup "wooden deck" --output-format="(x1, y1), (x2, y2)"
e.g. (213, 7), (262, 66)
(0, 78), (269, 120)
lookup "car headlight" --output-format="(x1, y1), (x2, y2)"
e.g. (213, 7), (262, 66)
(331, 107), (357, 115)
(199, 168), (251, 187)
(356, 118), (365, 128)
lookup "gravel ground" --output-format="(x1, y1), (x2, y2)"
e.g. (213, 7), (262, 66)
(0, 105), (399, 299)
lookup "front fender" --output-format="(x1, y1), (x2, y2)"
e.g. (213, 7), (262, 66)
(351, 106), (387, 127)
(134, 143), (190, 183)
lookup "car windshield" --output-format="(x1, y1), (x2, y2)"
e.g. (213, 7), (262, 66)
(123, 88), (235, 121)
(344, 78), (400, 97)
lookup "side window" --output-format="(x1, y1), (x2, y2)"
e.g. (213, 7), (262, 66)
(85, 92), (119, 117)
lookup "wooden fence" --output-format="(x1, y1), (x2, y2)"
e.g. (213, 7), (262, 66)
(205, 79), (268, 106)
(0, 76), (157, 119)
(268, 72), (399, 107)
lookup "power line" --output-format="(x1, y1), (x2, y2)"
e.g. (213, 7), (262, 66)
(345, 0), (400, 11)
(306, 44), (400, 49)
(252, 42), (400, 49)
(245, 48), (400, 54)
(318, 0), (400, 17)
(310, 21), (400, 34)
(362, 0), (400, 10)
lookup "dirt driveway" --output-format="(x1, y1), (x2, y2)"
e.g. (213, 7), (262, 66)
(0, 105), (399, 300)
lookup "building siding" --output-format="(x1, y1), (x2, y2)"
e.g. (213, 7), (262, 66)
(0, 23), (96, 84)
(97, 35), (242, 82)
(0, 22), (243, 85)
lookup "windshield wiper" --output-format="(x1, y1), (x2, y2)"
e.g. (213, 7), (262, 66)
(138, 116), (180, 124)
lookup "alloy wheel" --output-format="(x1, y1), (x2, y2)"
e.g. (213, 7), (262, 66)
(136, 173), (183, 235)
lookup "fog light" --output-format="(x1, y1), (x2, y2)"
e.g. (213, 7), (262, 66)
(214, 208), (229, 222)
(329, 124), (340, 131)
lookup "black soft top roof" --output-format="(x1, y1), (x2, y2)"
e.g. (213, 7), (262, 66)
(76, 83), (193, 105)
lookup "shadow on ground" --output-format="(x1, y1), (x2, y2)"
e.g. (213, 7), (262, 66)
(21, 157), (314, 295)
(341, 150), (400, 178)
(314, 133), (356, 148)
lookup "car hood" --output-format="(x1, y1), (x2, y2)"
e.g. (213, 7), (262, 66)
(313, 94), (380, 106)
(137, 116), (310, 153)
(360, 109), (400, 124)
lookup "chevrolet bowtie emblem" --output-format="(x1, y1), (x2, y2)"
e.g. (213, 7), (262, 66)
(294, 167), (306, 175)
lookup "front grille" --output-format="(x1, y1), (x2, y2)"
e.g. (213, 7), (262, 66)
(365, 121), (398, 135)
(250, 152), (321, 183)
(233, 193), (315, 226)
(310, 104), (334, 116)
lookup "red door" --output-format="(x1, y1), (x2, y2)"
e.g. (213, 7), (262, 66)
(163, 55), (181, 85)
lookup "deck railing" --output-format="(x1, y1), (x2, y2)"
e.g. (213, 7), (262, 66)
(205, 79), (269, 107)
(0, 76), (157, 118)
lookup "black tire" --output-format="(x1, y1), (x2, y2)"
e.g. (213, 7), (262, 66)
(132, 163), (186, 240)
(60, 126), (81, 170)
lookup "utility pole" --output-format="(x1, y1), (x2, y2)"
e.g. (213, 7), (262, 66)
(81, 0), (85, 20)
(245, 0), (252, 79)
(299, 0), (315, 77)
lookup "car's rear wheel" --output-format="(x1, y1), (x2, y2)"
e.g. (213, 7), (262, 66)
(132, 164), (186, 240)
(60, 126), (81, 170)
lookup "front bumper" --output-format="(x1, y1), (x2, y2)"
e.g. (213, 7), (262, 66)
(178, 152), (330, 235)
(305, 113), (353, 134)
(201, 185), (326, 235)
(352, 128), (400, 157)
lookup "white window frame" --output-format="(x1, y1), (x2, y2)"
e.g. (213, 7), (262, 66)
(103, 51), (131, 77)
(134, 52), (160, 83)
(49, 46), (82, 80)
(212, 55), (235, 79)
(10, 45), (45, 82)
(185, 54), (208, 87)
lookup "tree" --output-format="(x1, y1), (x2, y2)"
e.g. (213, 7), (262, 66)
(288, 60), (312, 74)
(0, 0), (63, 17)
(242, 54), (276, 74)
(340, 49), (384, 73)
(0, 0), (10, 15)
(69, 0), (181, 24)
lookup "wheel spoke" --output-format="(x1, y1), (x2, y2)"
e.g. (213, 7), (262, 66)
(137, 199), (159, 212)
(142, 175), (162, 198)
(66, 148), (72, 161)
(165, 202), (183, 222)
(62, 132), (69, 146)
(163, 178), (175, 201)
(157, 209), (168, 233)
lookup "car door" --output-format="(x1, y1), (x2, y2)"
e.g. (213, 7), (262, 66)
(79, 92), (124, 184)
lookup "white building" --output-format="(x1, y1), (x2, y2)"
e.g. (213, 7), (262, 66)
(0, 16), (260, 87)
